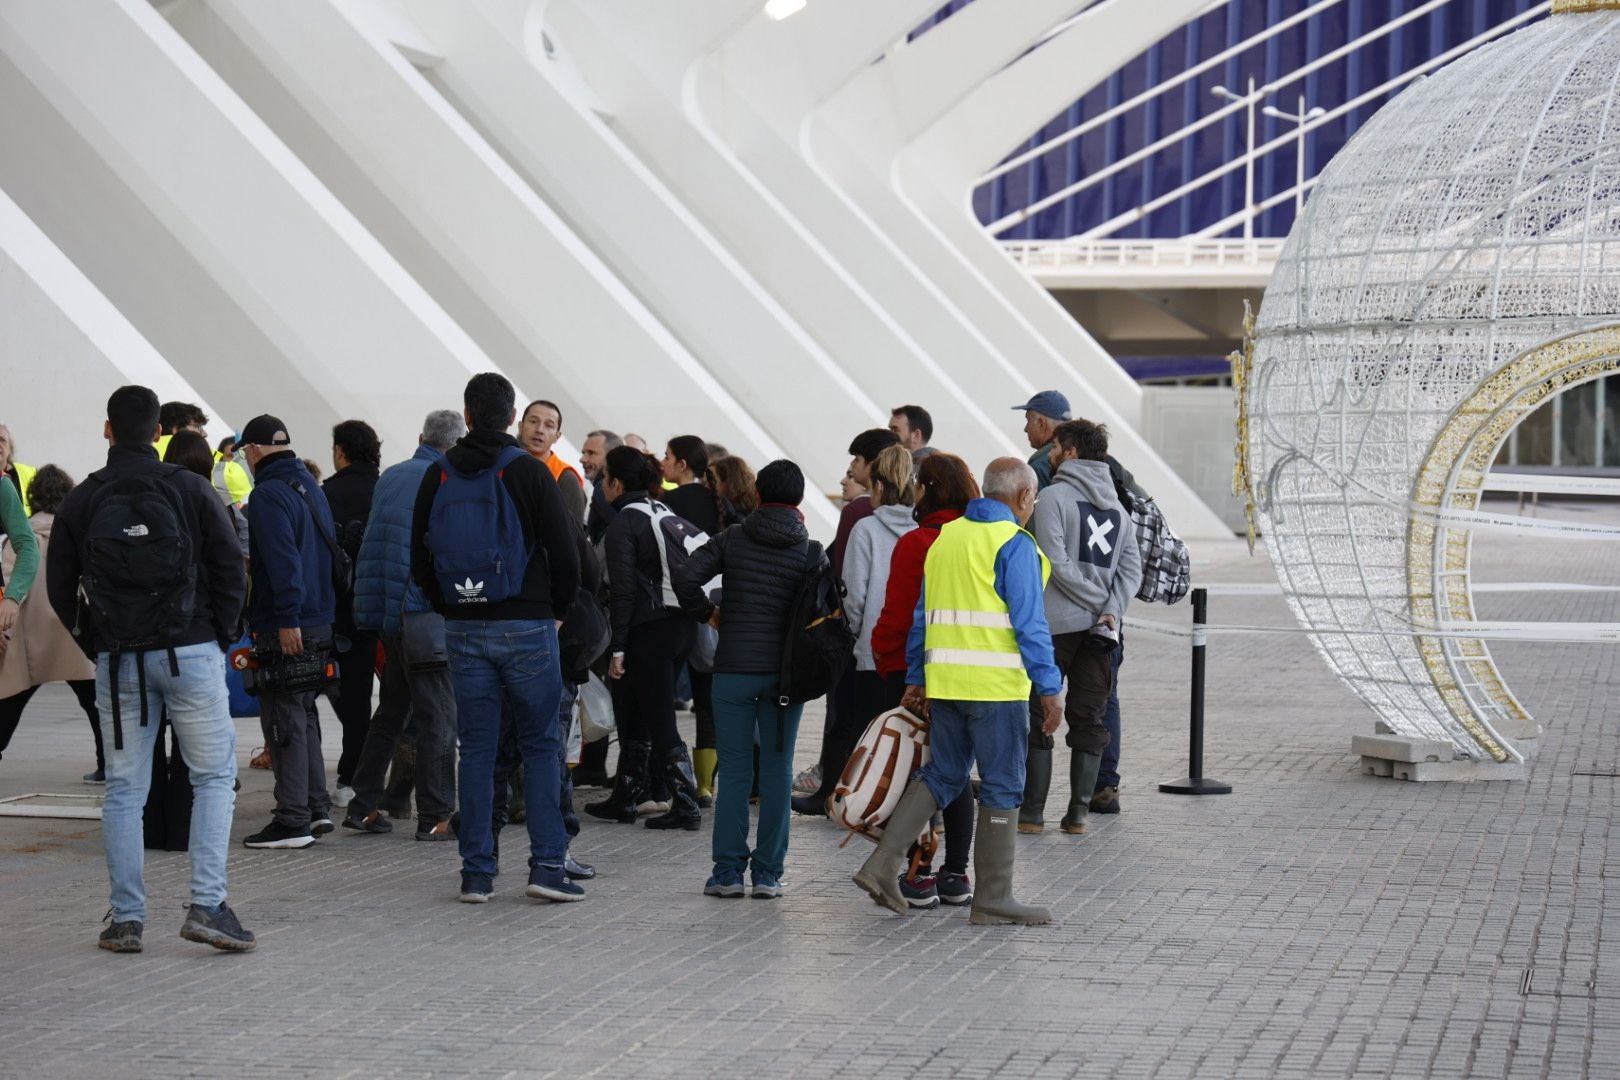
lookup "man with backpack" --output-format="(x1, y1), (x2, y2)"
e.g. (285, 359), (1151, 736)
(1019, 420), (1142, 838)
(853, 457), (1063, 925)
(410, 373), (580, 905)
(237, 415), (342, 851)
(45, 385), (252, 953)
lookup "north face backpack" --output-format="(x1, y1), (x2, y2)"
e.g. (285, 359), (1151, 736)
(425, 445), (531, 607)
(624, 500), (714, 610)
(829, 707), (936, 863)
(777, 541), (854, 706)
(80, 465), (198, 747)
(1109, 462), (1191, 605)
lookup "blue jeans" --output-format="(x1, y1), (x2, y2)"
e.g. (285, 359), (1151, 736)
(97, 644), (236, 923)
(445, 621), (564, 877)
(917, 698), (1029, 811)
(712, 673), (803, 879)
(1099, 639), (1123, 790)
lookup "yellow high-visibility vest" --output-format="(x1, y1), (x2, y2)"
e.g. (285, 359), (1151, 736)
(9, 462), (37, 516)
(921, 516), (1050, 701)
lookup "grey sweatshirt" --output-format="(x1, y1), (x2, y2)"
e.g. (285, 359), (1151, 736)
(1031, 458), (1143, 634)
(841, 503), (917, 671)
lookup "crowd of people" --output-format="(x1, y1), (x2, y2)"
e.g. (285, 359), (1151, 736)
(0, 377), (1149, 951)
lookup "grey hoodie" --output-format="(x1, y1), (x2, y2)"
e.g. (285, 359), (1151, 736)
(841, 503), (917, 671)
(1031, 458), (1143, 634)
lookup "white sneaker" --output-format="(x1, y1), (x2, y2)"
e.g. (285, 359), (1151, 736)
(636, 799), (671, 815)
(333, 785), (355, 809)
(792, 763), (822, 795)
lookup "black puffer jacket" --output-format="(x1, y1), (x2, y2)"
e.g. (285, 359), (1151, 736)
(676, 504), (820, 675)
(603, 491), (685, 652)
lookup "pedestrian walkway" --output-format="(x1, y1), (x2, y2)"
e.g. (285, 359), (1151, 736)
(0, 512), (1615, 1078)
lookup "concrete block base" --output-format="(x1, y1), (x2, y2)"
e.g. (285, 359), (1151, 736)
(1353, 734), (1525, 781)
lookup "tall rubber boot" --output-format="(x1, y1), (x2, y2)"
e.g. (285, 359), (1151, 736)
(969, 806), (1052, 926)
(585, 741), (649, 824)
(646, 746), (703, 831)
(1060, 752), (1103, 835)
(693, 748), (718, 809)
(1018, 743), (1053, 834)
(852, 782), (938, 915)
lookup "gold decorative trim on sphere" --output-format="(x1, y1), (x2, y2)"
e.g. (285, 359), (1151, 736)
(1552, 0), (1620, 14)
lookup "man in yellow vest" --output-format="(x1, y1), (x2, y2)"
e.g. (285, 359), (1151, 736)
(853, 457), (1064, 925)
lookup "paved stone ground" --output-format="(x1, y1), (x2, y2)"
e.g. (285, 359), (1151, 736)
(0, 502), (1616, 1078)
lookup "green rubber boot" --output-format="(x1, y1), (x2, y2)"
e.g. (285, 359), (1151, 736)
(969, 806), (1052, 926)
(1018, 744), (1053, 834)
(1059, 752), (1103, 835)
(852, 782), (938, 915)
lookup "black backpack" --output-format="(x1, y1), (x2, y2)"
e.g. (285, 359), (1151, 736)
(777, 541), (854, 712)
(80, 465), (198, 748)
(558, 586), (611, 683)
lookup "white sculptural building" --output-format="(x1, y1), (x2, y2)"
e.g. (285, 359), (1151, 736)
(0, 0), (1231, 538)
(1246, 0), (1620, 776)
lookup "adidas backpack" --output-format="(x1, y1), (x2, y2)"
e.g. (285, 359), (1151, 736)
(425, 445), (531, 607)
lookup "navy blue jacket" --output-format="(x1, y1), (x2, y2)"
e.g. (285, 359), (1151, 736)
(354, 444), (439, 637)
(245, 452), (336, 634)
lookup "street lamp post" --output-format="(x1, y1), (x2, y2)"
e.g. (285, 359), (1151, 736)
(1263, 95), (1328, 218)
(1212, 78), (1260, 241)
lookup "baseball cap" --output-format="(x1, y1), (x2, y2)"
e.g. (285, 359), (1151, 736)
(239, 414), (292, 448)
(1010, 391), (1072, 422)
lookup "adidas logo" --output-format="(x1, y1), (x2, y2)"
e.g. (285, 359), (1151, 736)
(455, 578), (488, 602)
(122, 524), (149, 538)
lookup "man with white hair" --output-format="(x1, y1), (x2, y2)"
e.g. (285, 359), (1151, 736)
(853, 457), (1063, 926)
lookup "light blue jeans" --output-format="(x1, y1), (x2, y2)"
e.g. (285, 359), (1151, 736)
(97, 644), (237, 923)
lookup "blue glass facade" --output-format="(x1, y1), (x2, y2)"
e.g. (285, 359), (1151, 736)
(954, 1), (1547, 240)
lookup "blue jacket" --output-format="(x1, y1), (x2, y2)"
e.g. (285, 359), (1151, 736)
(245, 453), (337, 635)
(353, 444), (439, 637)
(906, 498), (1062, 697)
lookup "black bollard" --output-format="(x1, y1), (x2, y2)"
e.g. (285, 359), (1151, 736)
(1160, 587), (1232, 795)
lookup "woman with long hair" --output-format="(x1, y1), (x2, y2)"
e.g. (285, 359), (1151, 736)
(866, 452), (982, 909)
(585, 446), (702, 830)
(709, 455), (759, 518)
(166, 431), (249, 558)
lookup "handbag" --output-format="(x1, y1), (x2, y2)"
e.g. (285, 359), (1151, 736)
(400, 610), (448, 671)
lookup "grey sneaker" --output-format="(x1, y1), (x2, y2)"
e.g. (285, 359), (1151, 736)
(179, 903), (256, 952)
(98, 913), (143, 953)
(792, 763), (822, 795)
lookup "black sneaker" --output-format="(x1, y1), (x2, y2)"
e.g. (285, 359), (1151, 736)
(343, 808), (392, 834)
(243, 820), (315, 849)
(415, 819), (453, 842)
(180, 903), (256, 952)
(310, 815), (335, 838)
(459, 872), (494, 904)
(83, 769), (106, 785)
(900, 873), (940, 909)
(526, 864), (585, 902)
(937, 871), (974, 906)
(98, 913), (143, 953)
(564, 854), (596, 881)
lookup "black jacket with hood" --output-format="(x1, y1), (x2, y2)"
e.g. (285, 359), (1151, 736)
(601, 490), (689, 652)
(674, 504), (822, 675)
(410, 429), (580, 623)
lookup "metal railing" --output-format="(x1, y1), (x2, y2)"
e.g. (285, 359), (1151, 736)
(1003, 237), (1285, 273)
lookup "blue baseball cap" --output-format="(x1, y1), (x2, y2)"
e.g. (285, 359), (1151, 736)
(1011, 391), (1071, 421)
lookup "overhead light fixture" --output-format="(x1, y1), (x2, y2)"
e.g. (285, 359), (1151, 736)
(764, 0), (807, 20)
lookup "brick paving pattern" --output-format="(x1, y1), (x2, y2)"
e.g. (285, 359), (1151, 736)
(0, 502), (1615, 1078)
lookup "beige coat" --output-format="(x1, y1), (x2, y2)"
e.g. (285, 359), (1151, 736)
(0, 513), (94, 696)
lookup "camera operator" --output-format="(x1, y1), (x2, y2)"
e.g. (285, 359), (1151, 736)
(238, 415), (340, 850)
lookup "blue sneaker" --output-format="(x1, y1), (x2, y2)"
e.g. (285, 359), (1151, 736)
(703, 869), (745, 898)
(526, 864), (586, 903)
(459, 872), (494, 904)
(750, 869), (783, 900)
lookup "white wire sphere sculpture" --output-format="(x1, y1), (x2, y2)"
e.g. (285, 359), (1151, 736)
(1248, 4), (1620, 764)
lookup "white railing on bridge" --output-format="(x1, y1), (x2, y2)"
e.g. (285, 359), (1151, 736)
(1003, 237), (1284, 283)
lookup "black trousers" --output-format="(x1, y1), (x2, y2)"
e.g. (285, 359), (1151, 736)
(333, 630), (378, 784)
(612, 617), (694, 755)
(0, 679), (102, 771)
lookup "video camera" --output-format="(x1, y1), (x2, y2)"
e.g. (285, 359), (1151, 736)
(230, 643), (337, 696)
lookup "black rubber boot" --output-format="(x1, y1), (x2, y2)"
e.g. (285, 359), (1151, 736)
(1060, 752), (1103, 835)
(646, 745), (702, 831)
(585, 741), (649, 824)
(573, 737), (611, 788)
(1018, 743), (1053, 834)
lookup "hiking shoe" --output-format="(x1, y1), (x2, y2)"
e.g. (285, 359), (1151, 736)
(243, 821), (314, 849)
(703, 869), (745, 898)
(900, 873), (940, 910)
(249, 746), (271, 770)
(179, 903), (256, 952)
(1089, 786), (1121, 814)
(792, 763), (822, 794)
(343, 808), (392, 834)
(415, 819), (453, 842)
(459, 872), (494, 903)
(750, 869), (783, 900)
(98, 914), (142, 953)
(526, 864), (586, 902)
(310, 815), (335, 838)
(937, 871), (974, 906)
(564, 855), (596, 881)
(83, 769), (105, 785)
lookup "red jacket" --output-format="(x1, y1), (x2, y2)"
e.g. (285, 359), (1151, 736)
(869, 508), (963, 677)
